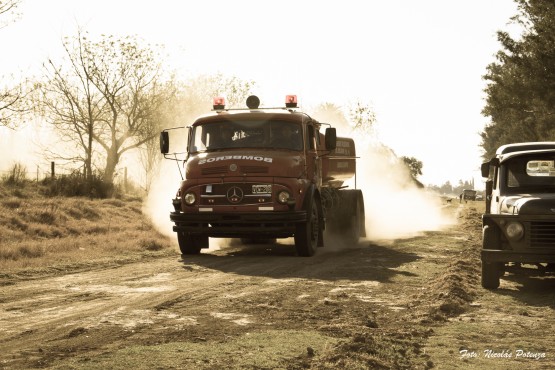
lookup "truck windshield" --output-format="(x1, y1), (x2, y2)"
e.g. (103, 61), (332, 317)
(189, 120), (303, 152)
(503, 154), (555, 193)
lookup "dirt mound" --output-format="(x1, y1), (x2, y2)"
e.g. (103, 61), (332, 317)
(428, 206), (482, 321)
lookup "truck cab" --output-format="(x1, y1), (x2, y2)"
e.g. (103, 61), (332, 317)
(462, 189), (477, 201)
(160, 95), (365, 257)
(480, 142), (555, 288)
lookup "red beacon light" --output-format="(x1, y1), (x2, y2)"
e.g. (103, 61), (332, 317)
(285, 95), (297, 108)
(213, 97), (226, 110)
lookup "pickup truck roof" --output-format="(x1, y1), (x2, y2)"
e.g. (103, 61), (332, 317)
(497, 148), (555, 164)
(496, 142), (555, 155)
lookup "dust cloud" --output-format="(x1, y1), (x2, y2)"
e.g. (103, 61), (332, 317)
(143, 159), (231, 251)
(353, 140), (455, 241)
(312, 106), (456, 242)
(143, 122), (456, 250)
(143, 160), (181, 240)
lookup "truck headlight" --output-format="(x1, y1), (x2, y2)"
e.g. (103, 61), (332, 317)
(505, 222), (524, 241)
(277, 190), (291, 204)
(184, 192), (196, 205)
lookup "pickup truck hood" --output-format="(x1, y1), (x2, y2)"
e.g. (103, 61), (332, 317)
(500, 194), (555, 215)
(186, 149), (304, 179)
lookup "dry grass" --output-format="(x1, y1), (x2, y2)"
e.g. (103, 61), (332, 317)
(0, 181), (173, 276)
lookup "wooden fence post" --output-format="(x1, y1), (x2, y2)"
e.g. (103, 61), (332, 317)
(51, 162), (55, 179)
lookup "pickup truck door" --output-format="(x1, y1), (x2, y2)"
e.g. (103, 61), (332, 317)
(489, 165), (501, 214)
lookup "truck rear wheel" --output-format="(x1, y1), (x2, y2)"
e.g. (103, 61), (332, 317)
(346, 194), (364, 244)
(295, 198), (319, 256)
(177, 232), (206, 255)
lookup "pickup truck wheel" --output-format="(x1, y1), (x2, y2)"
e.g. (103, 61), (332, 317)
(177, 232), (204, 255)
(481, 225), (502, 288)
(295, 199), (319, 257)
(481, 261), (501, 289)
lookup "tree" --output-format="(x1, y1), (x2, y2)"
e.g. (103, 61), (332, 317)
(402, 156), (423, 178)
(137, 74), (255, 192)
(0, 0), (20, 29)
(40, 32), (107, 181)
(178, 74), (255, 120)
(40, 32), (177, 186)
(0, 80), (28, 128)
(481, 0), (555, 159)
(310, 102), (349, 131)
(348, 99), (377, 135)
(401, 156), (424, 188)
(0, 0), (25, 129)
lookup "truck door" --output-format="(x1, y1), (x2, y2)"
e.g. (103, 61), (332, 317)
(306, 124), (322, 187)
(489, 165), (500, 213)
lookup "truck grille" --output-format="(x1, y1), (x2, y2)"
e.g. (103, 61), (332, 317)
(201, 166), (269, 175)
(240, 166), (268, 174)
(530, 221), (555, 248)
(201, 183), (272, 206)
(201, 166), (227, 175)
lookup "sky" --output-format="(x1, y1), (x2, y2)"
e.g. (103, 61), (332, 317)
(0, 0), (521, 187)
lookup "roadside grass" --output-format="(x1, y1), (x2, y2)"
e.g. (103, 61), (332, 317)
(0, 181), (174, 277)
(49, 330), (340, 370)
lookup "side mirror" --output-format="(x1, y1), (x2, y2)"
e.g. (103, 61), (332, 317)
(160, 131), (169, 154)
(480, 162), (489, 178)
(325, 128), (337, 151)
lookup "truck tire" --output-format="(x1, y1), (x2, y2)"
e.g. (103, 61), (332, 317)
(481, 225), (502, 289)
(343, 199), (360, 244)
(481, 261), (501, 289)
(295, 197), (319, 256)
(347, 192), (365, 244)
(177, 232), (206, 255)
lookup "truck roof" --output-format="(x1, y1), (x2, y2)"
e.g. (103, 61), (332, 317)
(496, 142), (555, 155)
(192, 110), (315, 126)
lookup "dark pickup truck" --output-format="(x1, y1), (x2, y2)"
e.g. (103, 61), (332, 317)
(480, 142), (555, 289)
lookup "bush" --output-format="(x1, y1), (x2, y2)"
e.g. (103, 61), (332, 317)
(139, 238), (167, 251)
(2, 163), (27, 186)
(41, 173), (114, 198)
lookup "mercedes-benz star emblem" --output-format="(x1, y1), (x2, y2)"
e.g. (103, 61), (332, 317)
(226, 186), (243, 203)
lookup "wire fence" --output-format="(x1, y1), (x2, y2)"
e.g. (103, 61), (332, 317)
(0, 162), (82, 182)
(0, 162), (142, 194)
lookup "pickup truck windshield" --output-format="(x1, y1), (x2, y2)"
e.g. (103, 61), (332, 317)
(503, 154), (555, 192)
(190, 120), (303, 152)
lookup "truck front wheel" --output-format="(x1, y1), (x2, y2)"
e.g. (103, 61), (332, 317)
(481, 225), (503, 289)
(481, 261), (501, 289)
(295, 198), (319, 257)
(177, 232), (207, 255)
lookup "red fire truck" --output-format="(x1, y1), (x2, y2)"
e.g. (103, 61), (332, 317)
(160, 95), (365, 256)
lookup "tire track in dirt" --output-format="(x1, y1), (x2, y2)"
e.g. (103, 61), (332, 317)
(1, 205), (490, 369)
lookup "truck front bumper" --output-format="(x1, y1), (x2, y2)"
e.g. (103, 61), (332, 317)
(170, 211), (307, 238)
(482, 249), (555, 263)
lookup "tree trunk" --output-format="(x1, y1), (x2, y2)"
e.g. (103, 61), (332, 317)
(103, 147), (119, 185)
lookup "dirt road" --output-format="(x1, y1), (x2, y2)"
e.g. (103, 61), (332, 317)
(1, 203), (554, 369)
